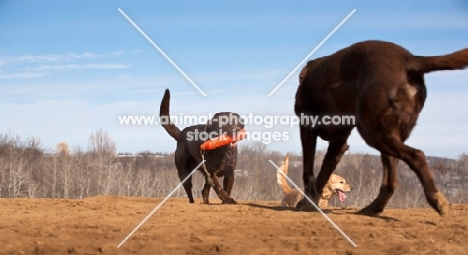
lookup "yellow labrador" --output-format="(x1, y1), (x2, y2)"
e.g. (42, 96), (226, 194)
(277, 154), (352, 208)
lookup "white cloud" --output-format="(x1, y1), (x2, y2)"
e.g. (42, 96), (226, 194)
(109, 50), (125, 56)
(25, 63), (132, 71)
(0, 52), (100, 65)
(0, 71), (48, 79)
(0, 50), (129, 67)
(0, 50), (132, 79)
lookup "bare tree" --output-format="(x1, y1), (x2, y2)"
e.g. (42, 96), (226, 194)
(55, 143), (76, 198)
(87, 129), (117, 195)
(0, 134), (42, 198)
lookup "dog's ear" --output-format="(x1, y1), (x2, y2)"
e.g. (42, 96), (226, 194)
(300, 58), (326, 83)
(230, 113), (244, 129)
(209, 113), (244, 129)
(205, 112), (228, 137)
(328, 173), (339, 184)
(299, 66), (308, 83)
(206, 113), (221, 133)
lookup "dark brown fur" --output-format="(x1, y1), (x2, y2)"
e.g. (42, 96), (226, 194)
(160, 89), (244, 204)
(295, 40), (468, 216)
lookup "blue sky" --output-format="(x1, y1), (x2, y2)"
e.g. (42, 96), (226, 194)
(1, 1), (467, 158)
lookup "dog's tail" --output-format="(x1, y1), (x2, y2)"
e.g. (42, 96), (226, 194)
(159, 89), (181, 140)
(277, 154), (292, 194)
(407, 48), (468, 73)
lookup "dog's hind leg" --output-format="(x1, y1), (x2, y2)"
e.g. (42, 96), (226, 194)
(367, 137), (449, 216)
(358, 154), (398, 215)
(223, 171), (235, 196)
(180, 174), (195, 203)
(175, 150), (196, 203)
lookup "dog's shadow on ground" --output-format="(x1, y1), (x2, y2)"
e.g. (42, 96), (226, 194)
(241, 202), (301, 212)
(240, 202), (399, 221)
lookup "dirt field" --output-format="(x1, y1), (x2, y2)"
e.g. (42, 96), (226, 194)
(1, 196), (467, 255)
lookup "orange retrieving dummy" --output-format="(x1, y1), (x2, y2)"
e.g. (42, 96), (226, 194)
(200, 129), (246, 150)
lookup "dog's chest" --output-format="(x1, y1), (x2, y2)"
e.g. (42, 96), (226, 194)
(205, 148), (237, 169)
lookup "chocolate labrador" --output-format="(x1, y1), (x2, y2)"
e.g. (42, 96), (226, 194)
(294, 40), (468, 216)
(159, 89), (244, 204)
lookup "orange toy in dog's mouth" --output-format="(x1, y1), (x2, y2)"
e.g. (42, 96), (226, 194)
(200, 129), (247, 150)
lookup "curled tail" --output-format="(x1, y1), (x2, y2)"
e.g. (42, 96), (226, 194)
(408, 48), (468, 73)
(277, 154), (291, 194)
(159, 89), (181, 140)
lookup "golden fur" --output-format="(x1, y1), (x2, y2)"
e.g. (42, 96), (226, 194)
(277, 155), (352, 208)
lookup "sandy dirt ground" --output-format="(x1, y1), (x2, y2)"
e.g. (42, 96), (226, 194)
(0, 196), (467, 255)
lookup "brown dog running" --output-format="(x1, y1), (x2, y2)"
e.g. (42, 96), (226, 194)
(277, 154), (352, 208)
(294, 40), (468, 216)
(160, 89), (245, 204)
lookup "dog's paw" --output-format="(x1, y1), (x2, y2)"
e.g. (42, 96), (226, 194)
(433, 192), (450, 217)
(356, 210), (379, 216)
(297, 199), (319, 212)
(357, 203), (379, 215)
(222, 198), (237, 204)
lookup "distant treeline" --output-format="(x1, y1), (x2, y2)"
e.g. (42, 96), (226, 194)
(1, 130), (467, 209)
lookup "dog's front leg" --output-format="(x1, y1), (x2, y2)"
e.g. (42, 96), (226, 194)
(298, 125), (319, 209)
(211, 174), (236, 204)
(223, 170), (235, 196)
(316, 136), (350, 199)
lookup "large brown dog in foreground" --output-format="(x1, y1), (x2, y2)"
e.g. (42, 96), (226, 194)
(160, 89), (244, 204)
(295, 40), (468, 216)
(277, 154), (352, 208)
